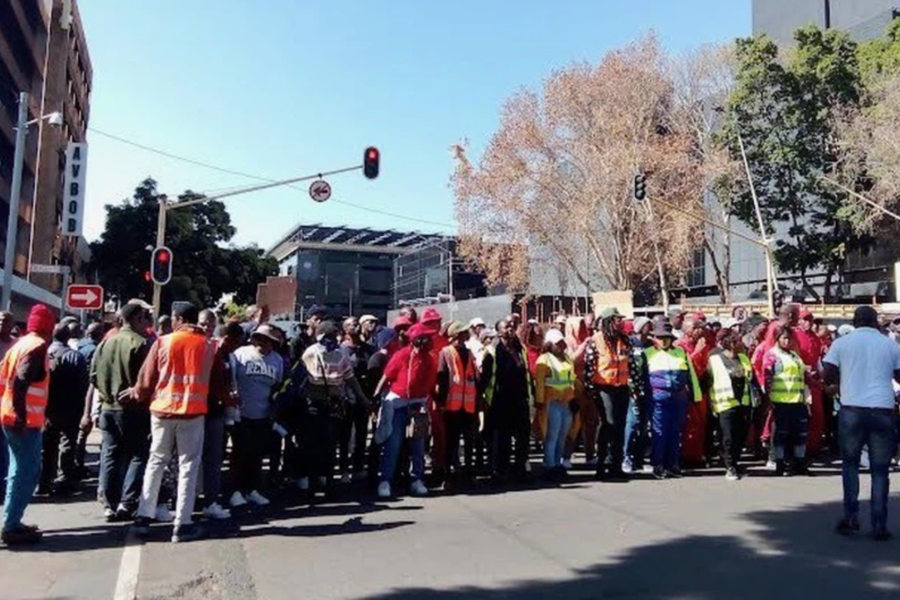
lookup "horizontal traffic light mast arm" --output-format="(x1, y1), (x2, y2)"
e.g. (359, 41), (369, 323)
(166, 164), (363, 210)
(648, 196), (769, 248)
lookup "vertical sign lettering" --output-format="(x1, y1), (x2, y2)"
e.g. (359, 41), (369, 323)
(61, 142), (88, 237)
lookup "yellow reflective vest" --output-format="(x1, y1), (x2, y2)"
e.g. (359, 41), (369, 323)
(707, 351), (753, 415)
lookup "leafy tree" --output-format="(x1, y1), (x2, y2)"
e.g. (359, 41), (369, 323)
(91, 178), (278, 312)
(718, 28), (872, 299)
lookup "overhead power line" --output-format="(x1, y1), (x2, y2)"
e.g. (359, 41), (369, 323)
(88, 126), (457, 231)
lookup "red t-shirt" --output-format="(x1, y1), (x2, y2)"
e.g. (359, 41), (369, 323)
(383, 346), (438, 399)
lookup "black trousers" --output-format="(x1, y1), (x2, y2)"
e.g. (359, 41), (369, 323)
(444, 410), (477, 474)
(338, 402), (370, 474)
(296, 413), (338, 480)
(234, 418), (271, 494)
(718, 406), (750, 470)
(490, 401), (530, 477)
(41, 420), (79, 488)
(595, 385), (630, 473)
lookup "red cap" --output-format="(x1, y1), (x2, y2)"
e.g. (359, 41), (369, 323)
(26, 304), (56, 337)
(408, 323), (432, 340)
(393, 315), (412, 329)
(799, 308), (814, 320)
(692, 312), (707, 323)
(622, 320), (635, 335)
(421, 308), (442, 324)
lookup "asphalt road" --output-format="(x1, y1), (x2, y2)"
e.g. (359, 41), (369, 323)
(1, 450), (898, 600)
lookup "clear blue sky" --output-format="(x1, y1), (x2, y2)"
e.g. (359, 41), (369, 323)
(78, 0), (751, 249)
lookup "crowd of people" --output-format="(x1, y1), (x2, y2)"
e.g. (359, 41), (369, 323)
(0, 299), (897, 546)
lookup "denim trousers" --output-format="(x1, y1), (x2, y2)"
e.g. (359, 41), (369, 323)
(2, 427), (42, 531)
(651, 396), (688, 470)
(543, 401), (573, 469)
(98, 408), (151, 512)
(201, 415), (226, 506)
(839, 406), (897, 530)
(624, 396), (651, 469)
(772, 403), (808, 461)
(379, 404), (425, 484)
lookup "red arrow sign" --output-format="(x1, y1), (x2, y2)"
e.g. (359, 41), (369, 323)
(66, 284), (104, 310)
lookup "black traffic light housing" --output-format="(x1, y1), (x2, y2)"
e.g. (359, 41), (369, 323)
(633, 173), (647, 201)
(151, 246), (173, 285)
(364, 146), (380, 179)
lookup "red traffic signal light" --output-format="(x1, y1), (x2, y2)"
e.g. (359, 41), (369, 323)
(144, 271), (152, 283)
(150, 246), (173, 285)
(364, 146), (380, 179)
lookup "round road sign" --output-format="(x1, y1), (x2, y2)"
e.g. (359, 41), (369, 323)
(309, 179), (332, 203)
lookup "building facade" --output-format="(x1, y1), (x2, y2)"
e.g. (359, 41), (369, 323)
(753, 0), (899, 46)
(0, 0), (92, 317)
(267, 223), (450, 320)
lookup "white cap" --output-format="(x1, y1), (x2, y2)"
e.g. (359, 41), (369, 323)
(544, 329), (565, 346)
(359, 314), (378, 324)
(554, 315), (568, 325)
(837, 324), (855, 337)
(468, 317), (486, 329)
(633, 317), (651, 335)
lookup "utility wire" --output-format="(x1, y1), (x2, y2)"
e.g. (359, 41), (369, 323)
(88, 126), (457, 231)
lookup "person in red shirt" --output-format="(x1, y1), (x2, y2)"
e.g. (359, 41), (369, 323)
(675, 312), (713, 466)
(796, 309), (825, 456)
(374, 324), (437, 499)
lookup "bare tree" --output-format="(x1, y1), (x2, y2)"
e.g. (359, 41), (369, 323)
(451, 35), (705, 296)
(668, 43), (742, 302)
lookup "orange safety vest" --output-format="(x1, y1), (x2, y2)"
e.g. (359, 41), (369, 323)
(0, 333), (50, 429)
(150, 330), (216, 416)
(590, 332), (629, 387)
(445, 345), (477, 413)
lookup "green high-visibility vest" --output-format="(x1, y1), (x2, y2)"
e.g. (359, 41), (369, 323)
(769, 349), (805, 404)
(708, 352), (753, 415)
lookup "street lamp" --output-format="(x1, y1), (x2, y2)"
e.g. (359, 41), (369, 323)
(1, 92), (63, 311)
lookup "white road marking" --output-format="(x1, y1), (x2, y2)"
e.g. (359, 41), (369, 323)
(113, 532), (142, 600)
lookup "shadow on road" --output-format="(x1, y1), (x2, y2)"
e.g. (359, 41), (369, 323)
(359, 498), (900, 600)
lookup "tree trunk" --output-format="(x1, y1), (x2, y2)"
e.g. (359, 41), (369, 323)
(703, 235), (728, 304)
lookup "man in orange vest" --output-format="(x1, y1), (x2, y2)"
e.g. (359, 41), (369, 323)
(436, 322), (479, 489)
(130, 303), (221, 543)
(0, 304), (56, 545)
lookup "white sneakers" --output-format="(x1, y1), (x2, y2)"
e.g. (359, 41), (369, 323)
(229, 491), (248, 508)
(561, 459), (574, 470)
(765, 460), (777, 471)
(155, 505), (174, 523)
(410, 480), (428, 497)
(377, 481), (391, 499)
(247, 490), (270, 506)
(202, 503), (231, 520)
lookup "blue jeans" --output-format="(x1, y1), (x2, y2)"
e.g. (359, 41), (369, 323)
(2, 427), (43, 531)
(379, 405), (425, 484)
(651, 396), (688, 470)
(99, 409), (151, 512)
(624, 396), (651, 469)
(839, 406), (896, 530)
(543, 402), (573, 469)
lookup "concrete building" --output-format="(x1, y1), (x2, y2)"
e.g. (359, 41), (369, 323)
(0, 0), (92, 317)
(753, 0), (899, 45)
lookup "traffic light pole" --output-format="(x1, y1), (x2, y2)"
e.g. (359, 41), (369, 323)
(150, 164), (363, 322)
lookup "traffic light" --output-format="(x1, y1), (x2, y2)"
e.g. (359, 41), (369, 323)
(363, 146), (380, 179)
(633, 173), (647, 201)
(150, 246), (173, 285)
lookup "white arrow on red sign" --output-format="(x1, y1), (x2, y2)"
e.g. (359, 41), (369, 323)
(66, 284), (104, 310)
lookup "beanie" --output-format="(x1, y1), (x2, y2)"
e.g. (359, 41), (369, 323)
(27, 304), (56, 337)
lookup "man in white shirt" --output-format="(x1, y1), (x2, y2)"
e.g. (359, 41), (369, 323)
(466, 318), (486, 367)
(823, 306), (900, 541)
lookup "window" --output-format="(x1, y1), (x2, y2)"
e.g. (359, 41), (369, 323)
(686, 248), (706, 288)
